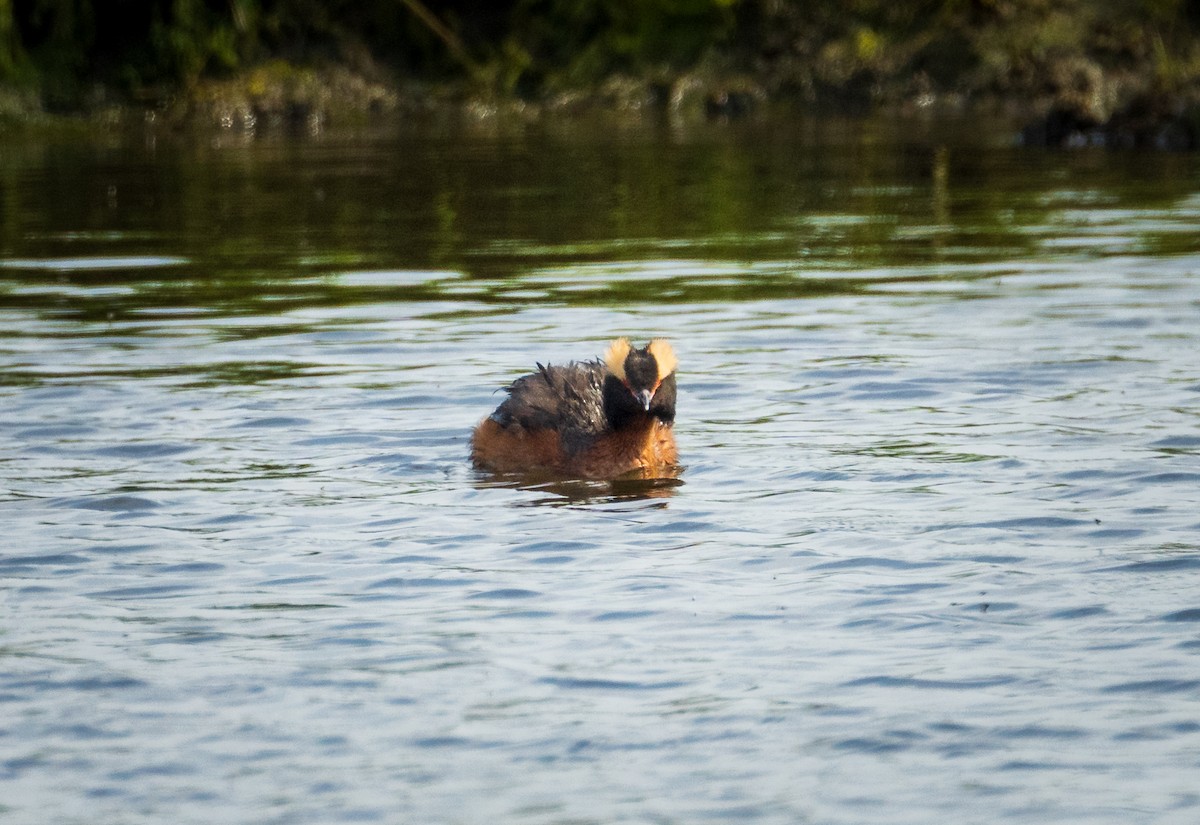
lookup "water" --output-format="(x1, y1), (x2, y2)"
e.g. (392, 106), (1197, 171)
(2, 114), (1200, 824)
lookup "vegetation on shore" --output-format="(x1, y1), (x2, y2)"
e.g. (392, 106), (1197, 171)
(4, 0), (1200, 142)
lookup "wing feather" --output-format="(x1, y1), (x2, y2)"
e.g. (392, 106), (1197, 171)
(491, 360), (608, 452)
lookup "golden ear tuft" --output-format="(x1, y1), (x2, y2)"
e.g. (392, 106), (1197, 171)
(647, 339), (677, 381)
(604, 338), (632, 380)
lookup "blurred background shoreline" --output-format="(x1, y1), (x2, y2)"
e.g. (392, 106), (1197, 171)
(5, 0), (1200, 148)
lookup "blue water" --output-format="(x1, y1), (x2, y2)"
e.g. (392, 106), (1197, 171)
(2, 116), (1200, 824)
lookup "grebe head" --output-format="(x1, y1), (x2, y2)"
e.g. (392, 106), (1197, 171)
(603, 338), (677, 423)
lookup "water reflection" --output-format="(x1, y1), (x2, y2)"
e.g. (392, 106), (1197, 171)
(4, 115), (1200, 327)
(475, 471), (684, 506)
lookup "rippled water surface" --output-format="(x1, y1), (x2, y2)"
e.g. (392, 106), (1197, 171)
(3, 114), (1200, 824)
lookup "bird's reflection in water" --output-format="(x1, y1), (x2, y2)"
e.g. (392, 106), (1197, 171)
(474, 467), (684, 506)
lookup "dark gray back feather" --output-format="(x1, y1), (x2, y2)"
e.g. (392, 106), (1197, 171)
(491, 360), (609, 453)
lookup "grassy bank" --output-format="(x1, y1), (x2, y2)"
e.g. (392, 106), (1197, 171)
(4, 1), (1200, 142)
